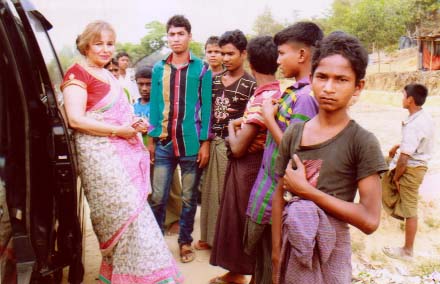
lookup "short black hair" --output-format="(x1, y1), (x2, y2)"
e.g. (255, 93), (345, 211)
(247, 36), (278, 75)
(166, 15), (191, 33)
(116, 52), (130, 60)
(404, 84), (428, 106)
(104, 58), (118, 69)
(205, 36), (219, 49)
(135, 66), (153, 80)
(219, 30), (247, 52)
(274, 21), (323, 47)
(311, 32), (368, 84)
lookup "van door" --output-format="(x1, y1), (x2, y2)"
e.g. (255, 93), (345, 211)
(0, 0), (84, 282)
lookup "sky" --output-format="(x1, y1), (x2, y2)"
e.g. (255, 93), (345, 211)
(32, 0), (333, 52)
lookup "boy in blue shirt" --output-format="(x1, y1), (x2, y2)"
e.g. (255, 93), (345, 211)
(133, 67), (152, 132)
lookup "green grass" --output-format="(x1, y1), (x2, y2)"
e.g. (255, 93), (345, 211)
(424, 216), (440, 229)
(369, 251), (388, 264)
(411, 259), (440, 276)
(351, 237), (366, 255)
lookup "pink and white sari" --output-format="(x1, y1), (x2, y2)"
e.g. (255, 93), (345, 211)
(73, 69), (183, 283)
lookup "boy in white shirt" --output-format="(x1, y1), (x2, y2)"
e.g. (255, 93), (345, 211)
(382, 83), (436, 259)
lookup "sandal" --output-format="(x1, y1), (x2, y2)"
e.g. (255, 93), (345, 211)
(179, 243), (195, 263)
(208, 276), (247, 284)
(209, 272), (247, 284)
(194, 240), (211, 250)
(382, 246), (413, 261)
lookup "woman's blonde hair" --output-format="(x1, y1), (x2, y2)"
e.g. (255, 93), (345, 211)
(76, 21), (116, 56)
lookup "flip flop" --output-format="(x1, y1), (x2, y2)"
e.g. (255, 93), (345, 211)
(194, 240), (211, 250)
(179, 244), (195, 263)
(382, 246), (413, 261)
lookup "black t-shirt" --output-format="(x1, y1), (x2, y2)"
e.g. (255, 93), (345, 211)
(210, 72), (257, 138)
(274, 120), (388, 202)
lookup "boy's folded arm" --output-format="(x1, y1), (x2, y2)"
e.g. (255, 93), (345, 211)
(300, 174), (382, 235)
(227, 122), (259, 158)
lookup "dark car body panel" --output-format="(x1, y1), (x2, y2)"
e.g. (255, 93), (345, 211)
(0, 0), (84, 283)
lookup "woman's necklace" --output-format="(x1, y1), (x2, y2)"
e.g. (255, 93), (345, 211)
(86, 61), (109, 83)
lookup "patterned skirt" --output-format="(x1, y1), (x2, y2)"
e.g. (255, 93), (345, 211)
(75, 132), (183, 284)
(210, 151), (263, 274)
(199, 138), (228, 246)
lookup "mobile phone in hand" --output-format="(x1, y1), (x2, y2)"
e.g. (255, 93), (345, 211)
(131, 118), (143, 128)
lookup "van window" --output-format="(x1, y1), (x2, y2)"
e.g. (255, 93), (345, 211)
(26, 12), (64, 106)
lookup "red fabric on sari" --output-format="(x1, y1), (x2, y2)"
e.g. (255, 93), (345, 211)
(61, 63), (110, 111)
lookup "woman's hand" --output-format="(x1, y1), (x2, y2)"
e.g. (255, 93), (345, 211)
(114, 125), (138, 139)
(131, 118), (149, 133)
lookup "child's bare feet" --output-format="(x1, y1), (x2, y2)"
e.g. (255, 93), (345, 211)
(383, 246), (413, 260)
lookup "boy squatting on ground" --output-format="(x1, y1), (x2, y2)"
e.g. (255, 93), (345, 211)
(271, 32), (389, 284)
(382, 83), (436, 260)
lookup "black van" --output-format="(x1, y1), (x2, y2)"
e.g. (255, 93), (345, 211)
(0, 0), (84, 283)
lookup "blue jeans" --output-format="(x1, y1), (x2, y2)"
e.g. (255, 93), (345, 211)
(150, 141), (201, 245)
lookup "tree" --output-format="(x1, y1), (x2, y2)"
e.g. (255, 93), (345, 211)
(252, 7), (285, 36)
(116, 21), (166, 62)
(139, 21), (167, 56)
(319, 0), (422, 71)
(117, 20), (205, 62)
(401, 0), (440, 34)
(320, 0), (354, 34)
(189, 41), (204, 58)
(116, 42), (145, 63)
(57, 45), (81, 71)
(321, 0), (440, 49)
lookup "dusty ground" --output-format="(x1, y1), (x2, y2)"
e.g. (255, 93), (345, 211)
(67, 92), (440, 284)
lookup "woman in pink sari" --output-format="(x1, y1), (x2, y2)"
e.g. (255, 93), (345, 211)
(61, 21), (183, 284)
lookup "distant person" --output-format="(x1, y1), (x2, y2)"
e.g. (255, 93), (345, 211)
(245, 22), (323, 284)
(207, 29), (257, 284)
(116, 51), (140, 104)
(61, 21), (182, 283)
(204, 36), (224, 76)
(272, 32), (388, 284)
(133, 66), (152, 146)
(382, 83), (436, 260)
(134, 66), (183, 234)
(104, 58), (119, 78)
(148, 15), (212, 263)
(196, 36), (224, 206)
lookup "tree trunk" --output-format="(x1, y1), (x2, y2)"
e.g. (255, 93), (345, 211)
(375, 42), (381, 73)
